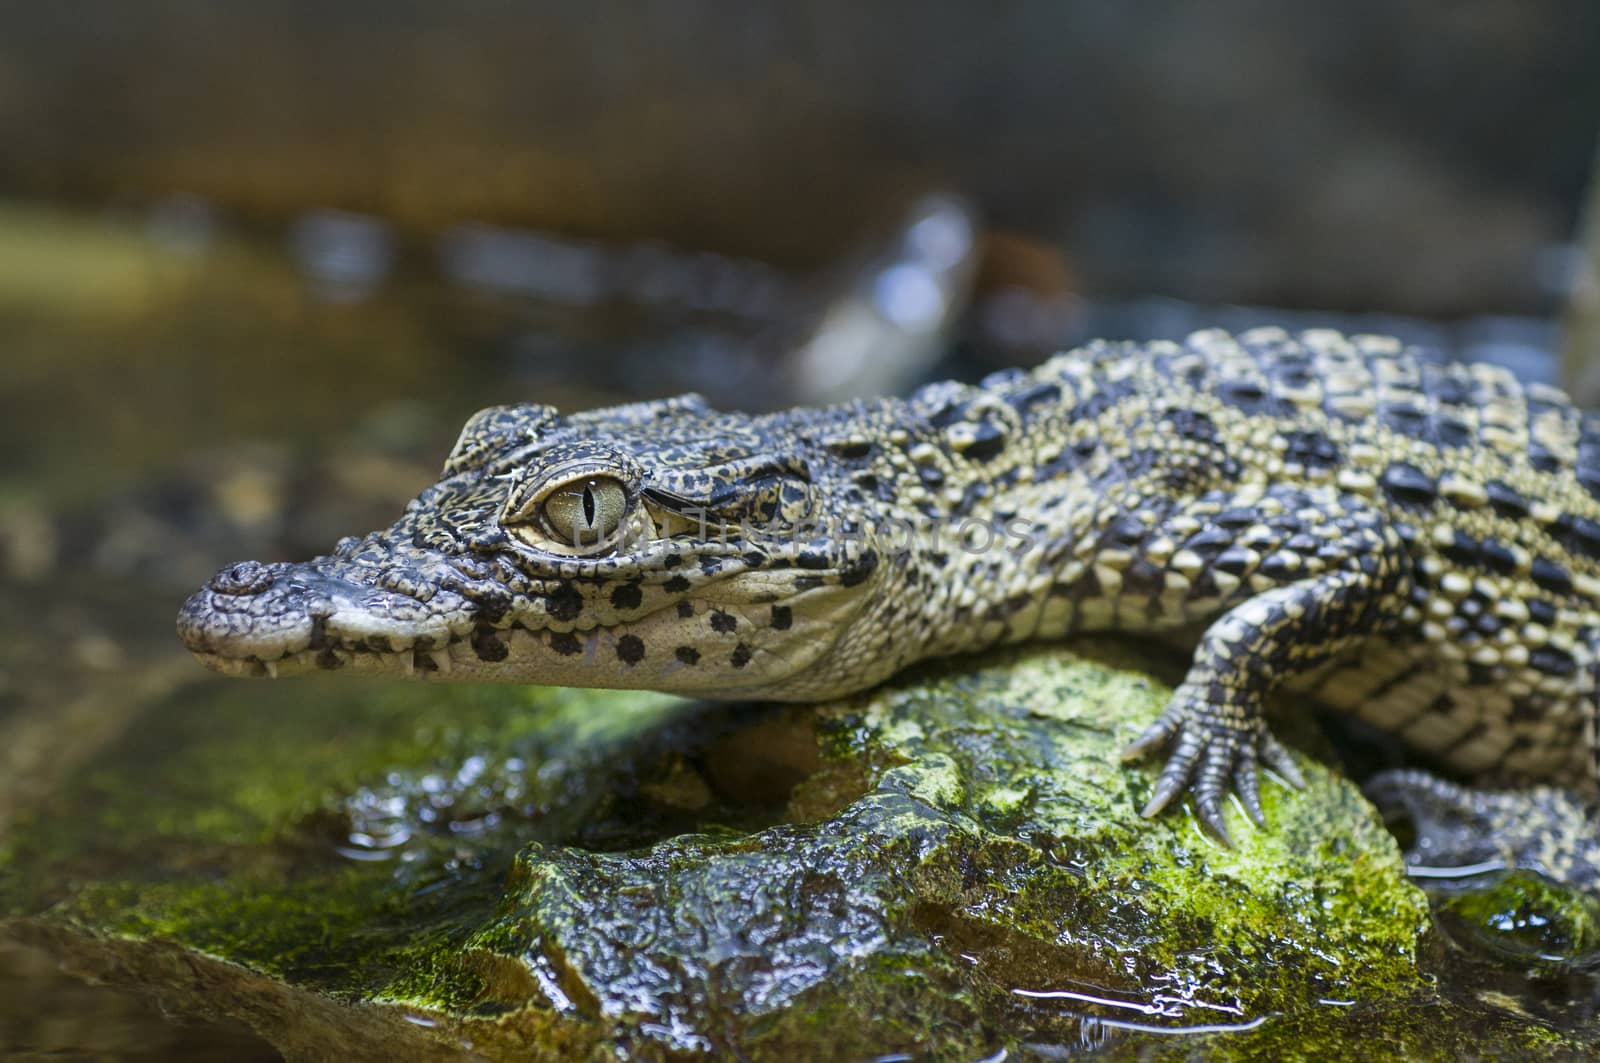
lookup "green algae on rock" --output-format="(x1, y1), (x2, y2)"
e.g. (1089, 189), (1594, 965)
(2, 641), (1593, 1059)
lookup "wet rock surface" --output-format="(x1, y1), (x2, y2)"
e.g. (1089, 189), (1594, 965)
(4, 640), (1595, 1060)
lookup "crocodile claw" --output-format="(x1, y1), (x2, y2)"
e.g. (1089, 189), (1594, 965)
(1123, 692), (1304, 843)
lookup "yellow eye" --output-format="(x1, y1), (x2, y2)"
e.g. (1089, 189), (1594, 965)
(542, 477), (628, 547)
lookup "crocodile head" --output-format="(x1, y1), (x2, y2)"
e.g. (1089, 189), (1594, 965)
(176, 394), (896, 700)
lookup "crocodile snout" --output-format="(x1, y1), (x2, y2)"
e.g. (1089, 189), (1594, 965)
(177, 560), (328, 661)
(208, 559), (276, 596)
(177, 553), (475, 675)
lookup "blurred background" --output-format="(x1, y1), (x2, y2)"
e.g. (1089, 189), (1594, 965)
(4, 1), (1600, 488)
(0, 2), (1597, 1054)
(4, 3), (1599, 495)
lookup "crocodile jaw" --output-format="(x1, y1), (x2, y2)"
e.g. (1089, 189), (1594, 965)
(177, 554), (870, 699)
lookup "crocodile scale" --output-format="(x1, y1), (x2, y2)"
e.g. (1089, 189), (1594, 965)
(178, 328), (1600, 880)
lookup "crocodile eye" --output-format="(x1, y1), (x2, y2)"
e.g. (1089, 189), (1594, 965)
(542, 477), (628, 547)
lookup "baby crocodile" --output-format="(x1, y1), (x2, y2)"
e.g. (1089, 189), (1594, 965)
(177, 328), (1600, 879)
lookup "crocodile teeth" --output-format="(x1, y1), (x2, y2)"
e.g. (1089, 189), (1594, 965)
(262, 659), (279, 679)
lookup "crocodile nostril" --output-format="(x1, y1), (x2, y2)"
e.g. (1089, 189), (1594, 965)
(210, 560), (274, 597)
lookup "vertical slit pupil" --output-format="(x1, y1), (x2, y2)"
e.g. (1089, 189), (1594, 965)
(582, 484), (597, 528)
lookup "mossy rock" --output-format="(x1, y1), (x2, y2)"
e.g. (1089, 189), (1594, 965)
(1, 640), (1592, 1059)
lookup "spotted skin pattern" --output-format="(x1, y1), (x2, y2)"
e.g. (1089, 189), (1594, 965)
(178, 328), (1600, 883)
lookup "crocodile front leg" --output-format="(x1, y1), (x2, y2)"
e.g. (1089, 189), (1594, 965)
(1122, 496), (1411, 840)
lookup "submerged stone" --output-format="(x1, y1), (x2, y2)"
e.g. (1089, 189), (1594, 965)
(1, 640), (1594, 1059)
